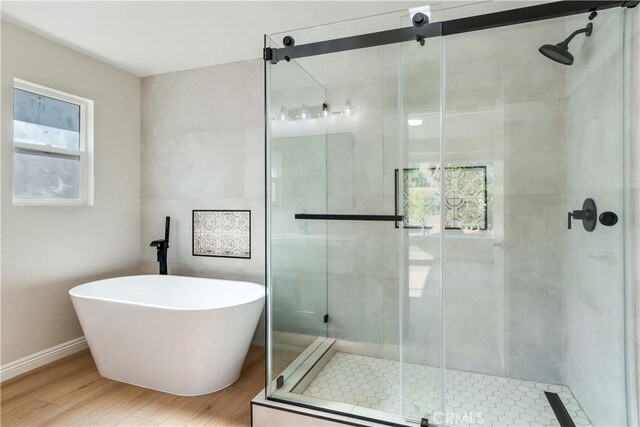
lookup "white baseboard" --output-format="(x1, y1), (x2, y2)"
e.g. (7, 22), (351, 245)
(0, 336), (88, 382)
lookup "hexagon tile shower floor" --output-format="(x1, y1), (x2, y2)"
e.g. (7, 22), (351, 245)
(302, 353), (591, 427)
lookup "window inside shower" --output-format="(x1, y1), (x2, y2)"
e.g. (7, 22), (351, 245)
(265, 3), (633, 426)
(403, 164), (492, 232)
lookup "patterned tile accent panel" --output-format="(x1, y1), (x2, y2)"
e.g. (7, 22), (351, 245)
(301, 352), (591, 427)
(192, 210), (250, 258)
(404, 165), (489, 231)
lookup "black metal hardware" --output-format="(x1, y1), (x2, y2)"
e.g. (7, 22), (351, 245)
(324, 314), (329, 323)
(420, 418), (429, 427)
(283, 35), (295, 47)
(545, 392), (576, 427)
(263, 47), (273, 62)
(265, 1), (632, 64)
(412, 12), (429, 28)
(599, 211), (618, 226)
(295, 214), (403, 222)
(568, 198), (597, 232)
(267, 24), (441, 63)
(150, 216), (170, 275)
(276, 375), (284, 389)
(539, 21), (593, 66)
(394, 169), (400, 229)
(441, 1), (621, 36)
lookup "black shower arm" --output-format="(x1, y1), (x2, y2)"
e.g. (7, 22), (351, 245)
(562, 23), (593, 46)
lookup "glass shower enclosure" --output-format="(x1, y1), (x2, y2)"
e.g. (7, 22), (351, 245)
(264, 2), (637, 426)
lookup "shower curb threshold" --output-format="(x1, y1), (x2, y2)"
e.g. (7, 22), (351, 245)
(251, 390), (403, 427)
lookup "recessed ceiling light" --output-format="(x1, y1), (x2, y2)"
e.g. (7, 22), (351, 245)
(408, 118), (423, 127)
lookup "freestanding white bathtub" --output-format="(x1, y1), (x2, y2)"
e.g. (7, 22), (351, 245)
(69, 275), (264, 396)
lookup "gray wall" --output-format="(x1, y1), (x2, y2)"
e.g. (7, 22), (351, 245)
(626, 8), (640, 425)
(322, 47), (401, 355)
(140, 59), (266, 340)
(565, 9), (628, 426)
(1, 22), (141, 364)
(414, 18), (567, 382)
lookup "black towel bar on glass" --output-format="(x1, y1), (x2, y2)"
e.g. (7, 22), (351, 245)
(294, 214), (403, 222)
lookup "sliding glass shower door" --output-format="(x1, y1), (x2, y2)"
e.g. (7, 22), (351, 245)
(400, 25), (444, 423)
(266, 3), (633, 426)
(399, 5), (629, 426)
(266, 34), (329, 393)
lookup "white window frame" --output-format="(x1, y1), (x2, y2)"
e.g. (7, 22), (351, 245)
(12, 78), (94, 206)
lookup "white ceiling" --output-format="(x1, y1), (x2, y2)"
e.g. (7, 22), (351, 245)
(1, 1), (428, 76)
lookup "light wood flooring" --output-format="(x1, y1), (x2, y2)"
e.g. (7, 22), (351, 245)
(1, 346), (265, 427)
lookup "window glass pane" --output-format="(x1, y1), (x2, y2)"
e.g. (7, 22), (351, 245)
(14, 150), (80, 200)
(404, 163), (492, 232)
(13, 88), (80, 150)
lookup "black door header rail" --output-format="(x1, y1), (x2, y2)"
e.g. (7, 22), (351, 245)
(265, 1), (637, 64)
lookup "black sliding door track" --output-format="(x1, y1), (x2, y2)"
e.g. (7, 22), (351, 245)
(265, 1), (637, 63)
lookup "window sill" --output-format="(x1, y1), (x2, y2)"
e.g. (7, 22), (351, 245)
(13, 200), (93, 207)
(407, 231), (495, 240)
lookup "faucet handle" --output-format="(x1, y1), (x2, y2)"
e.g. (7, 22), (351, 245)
(150, 239), (167, 248)
(568, 198), (597, 232)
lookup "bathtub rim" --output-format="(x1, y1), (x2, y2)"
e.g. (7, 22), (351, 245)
(69, 274), (265, 312)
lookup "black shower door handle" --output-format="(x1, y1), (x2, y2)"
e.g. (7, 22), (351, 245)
(394, 168), (401, 228)
(294, 214), (403, 221)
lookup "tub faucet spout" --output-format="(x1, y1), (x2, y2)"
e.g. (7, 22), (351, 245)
(150, 217), (170, 275)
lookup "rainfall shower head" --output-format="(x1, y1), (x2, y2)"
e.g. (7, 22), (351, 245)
(539, 22), (593, 65)
(539, 42), (574, 65)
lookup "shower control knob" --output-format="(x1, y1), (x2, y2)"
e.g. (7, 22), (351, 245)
(567, 198), (597, 231)
(599, 211), (618, 226)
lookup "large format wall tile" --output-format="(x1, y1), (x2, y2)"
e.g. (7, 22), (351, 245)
(565, 8), (627, 426)
(142, 129), (245, 199)
(142, 61), (245, 137)
(141, 58), (266, 341)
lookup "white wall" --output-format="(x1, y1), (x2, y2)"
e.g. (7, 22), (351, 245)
(0, 22), (141, 364)
(140, 59), (265, 340)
